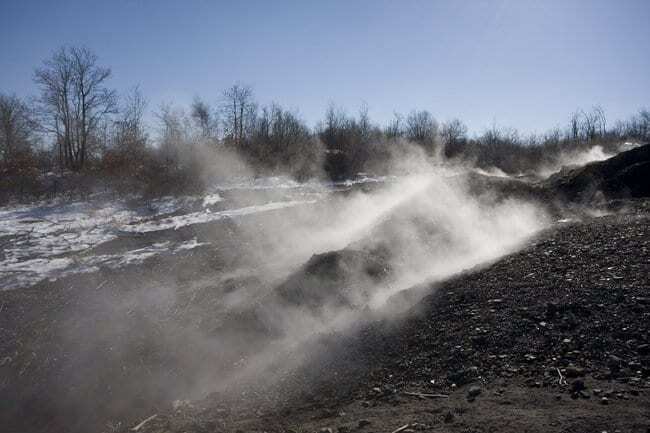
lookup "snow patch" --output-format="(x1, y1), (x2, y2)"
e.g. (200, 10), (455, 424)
(123, 200), (316, 233)
(1, 238), (211, 290)
(203, 193), (223, 207)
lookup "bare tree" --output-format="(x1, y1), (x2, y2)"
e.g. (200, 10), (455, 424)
(155, 103), (190, 165)
(250, 103), (313, 164)
(441, 118), (468, 147)
(542, 126), (563, 146)
(0, 93), (37, 164)
(321, 103), (346, 150)
(568, 110), (581, 141)
(593, 105), (607, 137)
(637, 109), (650, 140)
(406, 110), (438, 150)
(191, 97), (219, 141)
(34, 46), (117, 170)
(358, 102), (371, 140)
(385, 112), (403, 138)
(221, 84), (254, 145)
(570, 106), (607, 141)
(114, 86), (148, 153)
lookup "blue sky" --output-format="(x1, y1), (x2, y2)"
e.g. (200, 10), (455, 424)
(1, 0), (649, 135)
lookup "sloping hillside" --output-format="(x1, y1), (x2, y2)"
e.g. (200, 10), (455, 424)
(543, 143), (650, 201)
(147, 202), (650, 433)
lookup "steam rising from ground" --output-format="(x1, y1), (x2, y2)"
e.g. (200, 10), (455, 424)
(538, 141), (641, 177)
(188, 144), (550, 395)
(34, 140), (561, 423)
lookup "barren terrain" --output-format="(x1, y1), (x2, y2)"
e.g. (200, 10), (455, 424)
(1, 146), (649, 433)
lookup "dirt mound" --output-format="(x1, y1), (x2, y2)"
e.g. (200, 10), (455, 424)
(463, 171), (541, 201)
(140, 205), (650, 433)
(276, 249), (390, 311)
(461, 144), (650, 208)
(543, 143), (650, 201)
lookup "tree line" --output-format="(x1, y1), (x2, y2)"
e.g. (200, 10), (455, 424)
(1, 46), (649, 200)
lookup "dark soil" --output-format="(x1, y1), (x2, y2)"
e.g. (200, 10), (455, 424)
(2, 146), (650, 433)
(134, 200), (650, 433)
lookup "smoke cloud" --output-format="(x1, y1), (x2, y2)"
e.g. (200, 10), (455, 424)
(173, 143), (551, 397)
(43, 139), (554, 431)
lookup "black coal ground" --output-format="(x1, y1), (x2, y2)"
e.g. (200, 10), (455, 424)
(144, 199), (650, 433)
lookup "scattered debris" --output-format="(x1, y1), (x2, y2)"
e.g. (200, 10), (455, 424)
(131, 414), (157, 431)
(467, 385), (482, 399)
(357, 419), (372, 428)
(390, 424), (411, 433)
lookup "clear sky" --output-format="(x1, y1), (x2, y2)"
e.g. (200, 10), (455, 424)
(1, 0), (649, 135)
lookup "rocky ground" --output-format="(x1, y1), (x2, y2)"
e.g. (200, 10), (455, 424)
(2, 146), (649, 433)
(138, 199), (650, 433)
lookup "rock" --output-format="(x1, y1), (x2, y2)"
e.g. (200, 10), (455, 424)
(467, 385), (482, 398)
(525, 378), (541, 388)
(358, 419), (371, 428)
(448, 368), (477, 385)
(601, 397), (609, 405)
(545, 302), (558, 318)
(565, 366), (585, 378)
(608, 355), (623, 371)
(443, 411), (455, 423)
(634, 296), (650, 305)
(571, 379), (586, 392)
(637, 344), (650, 355)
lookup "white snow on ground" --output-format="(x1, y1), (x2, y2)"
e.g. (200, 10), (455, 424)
(123, 200), (316, 233)
(3, 257), (74, 282)
(0, 175), (390, 290)
(85, 241), (173, 269)
(0, 197), (321, 290)
(1, 200), (144, 290)
(203, 192), (223, 207)
(336, 174), (396, 187)
(3, 238), (208, 290)
(0, 201), (142, 275)
(173, 238), (209, 251)
(213, 174), (396, 191)
(72, 239), (209, 274)
(212, 176), (304, 190)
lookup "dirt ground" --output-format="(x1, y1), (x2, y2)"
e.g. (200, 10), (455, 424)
(1, 193), (649, 433)
(141, 200), (650, 433)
